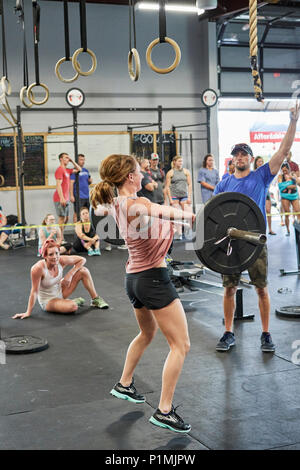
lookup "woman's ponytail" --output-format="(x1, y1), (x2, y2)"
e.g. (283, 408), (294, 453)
(91, 181), (115, 208)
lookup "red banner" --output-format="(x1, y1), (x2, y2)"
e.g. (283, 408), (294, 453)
(250, 131), (300, 143)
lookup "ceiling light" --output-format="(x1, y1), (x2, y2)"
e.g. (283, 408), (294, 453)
(138, 2), (205, 14)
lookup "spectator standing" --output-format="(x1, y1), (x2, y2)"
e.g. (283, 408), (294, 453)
(222, 159), (235, 180)
(165, 156), (192, 239)
(198, 154), (220, 203)
(70, 154), (92, 222)
(148, 153), (165, 205)
(53, 153), (81, 240)
(286, 151), (299, 176)
(137, 157), (158, 201)
(254, 157), (276, 236)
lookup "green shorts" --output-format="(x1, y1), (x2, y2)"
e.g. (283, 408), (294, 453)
(222, 245), (268, 289)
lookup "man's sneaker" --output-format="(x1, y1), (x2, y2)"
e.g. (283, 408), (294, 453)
(261, 332), (275, 352)
(91, 296), (109, 309)
(73, 297), (85, 307)
(110, 379), (146, 404)
(216, 331), (236, 351)
(149, 405), (191, 433)
(105, 244), (112, 251)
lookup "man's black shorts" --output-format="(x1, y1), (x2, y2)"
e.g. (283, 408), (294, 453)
(125, 267), (179, 310)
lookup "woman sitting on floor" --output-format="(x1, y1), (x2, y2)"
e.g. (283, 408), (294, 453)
(72, 206), (100, 256)
(38, 214), (72, 256)
(13, 239), (108, 319)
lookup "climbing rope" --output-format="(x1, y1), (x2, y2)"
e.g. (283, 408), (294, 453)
(249, 0), (264, 102)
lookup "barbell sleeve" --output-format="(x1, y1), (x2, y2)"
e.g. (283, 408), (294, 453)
(227, 227), (267, 245)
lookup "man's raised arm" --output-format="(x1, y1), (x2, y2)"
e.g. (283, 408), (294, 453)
(269, 103), (300, 175)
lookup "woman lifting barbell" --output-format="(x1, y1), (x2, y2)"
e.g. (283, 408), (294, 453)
(91, 154), (195, 434)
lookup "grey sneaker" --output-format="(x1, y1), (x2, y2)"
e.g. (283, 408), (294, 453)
(110, 379), (146, 404)
(149, 405), (191, 433)
(91, 296), (109, 309)
(216, 331), (235, 351)
(261, 332), (275, 352)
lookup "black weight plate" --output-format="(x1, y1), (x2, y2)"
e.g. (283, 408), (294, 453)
(90, 206), (125, 246)
(195, 192), (266, 275)
(275, 306), (300, 319)
(3, 335), (49, 354)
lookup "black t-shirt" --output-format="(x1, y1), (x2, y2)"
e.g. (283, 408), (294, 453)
(137, 171), (154, 201)
(149, 168), (165, 204)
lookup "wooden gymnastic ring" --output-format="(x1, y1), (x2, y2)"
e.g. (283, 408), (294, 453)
(146, 37), (181, 74)
(27, 83), (49, 106)
(20, 86), (33, 108)
(72, 48), (97, 76)
(0, 174), (5, 187)
(128, 48), (140, 82)
(55, 56), (79, 83)
(0, 76), (12, 96)
(0, 94), (17, 124)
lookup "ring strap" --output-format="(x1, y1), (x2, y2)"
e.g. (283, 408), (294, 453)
(0, 0), (8, 79)
(129, 0), (137, 50)
(159, 0), (166, 43)
(63, 0), (71, 60)
(79, 0), (88, 52)
(20, 1), (29, 88)
(32, 0), (40, 85)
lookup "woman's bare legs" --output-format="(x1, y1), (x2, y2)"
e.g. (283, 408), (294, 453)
(119, 299), (190, 414)
(152, 299), (190, 413)
(281, 199), (291, 234)
(119, 307), (158, 386)
(291, 198), (300, 222)
(62, 266), (98, 299)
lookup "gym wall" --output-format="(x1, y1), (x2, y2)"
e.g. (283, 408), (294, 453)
(0, 0), (218, 222)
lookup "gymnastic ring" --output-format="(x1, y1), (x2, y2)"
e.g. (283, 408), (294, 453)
(0, 94), (17, 124)
(72, 48), (97, 76)
(20, 86), (33, 108)
(0, 76), (12, 96)
(0, 174), (5, 187)
(27, 83), (50, 106)
(128, 48), (140, 82)
(146, 37), (181, 74)
(55, 56), (79, 83)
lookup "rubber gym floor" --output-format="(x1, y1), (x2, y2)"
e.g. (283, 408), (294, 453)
(0, 218), (300, 451)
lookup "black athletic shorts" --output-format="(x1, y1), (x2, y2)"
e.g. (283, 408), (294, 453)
(125, 267), (179, 310)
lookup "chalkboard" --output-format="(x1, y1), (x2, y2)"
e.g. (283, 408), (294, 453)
(0, 135), (45, 188)
(47, 133), (130, 186)
(24, 135), (45, 186)
(156, 132), (177, 171)
(131, 132), (177, 170)
(131, 133), (155, 158)
(0, 136), (16, 187)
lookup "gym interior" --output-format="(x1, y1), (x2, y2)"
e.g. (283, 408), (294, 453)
(1, 0), (300, 452)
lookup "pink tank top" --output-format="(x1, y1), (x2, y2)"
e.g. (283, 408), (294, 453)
(113, 197), (174, 273)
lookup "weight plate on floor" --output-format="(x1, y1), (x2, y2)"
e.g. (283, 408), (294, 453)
(275, 306), (300, 319)
(195, 192), (266, 275)
(3, 335), (49, 354)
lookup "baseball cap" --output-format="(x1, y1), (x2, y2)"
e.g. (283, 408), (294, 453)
(151, 153), (159, 160)
(231, 143), (253, 157)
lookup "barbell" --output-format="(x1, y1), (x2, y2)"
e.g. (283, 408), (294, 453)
(90, 192), (266, 275)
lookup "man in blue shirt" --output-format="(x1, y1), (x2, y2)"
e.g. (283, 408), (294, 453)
(70, 154), (92, 222)
(214, 104), (299, 353)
